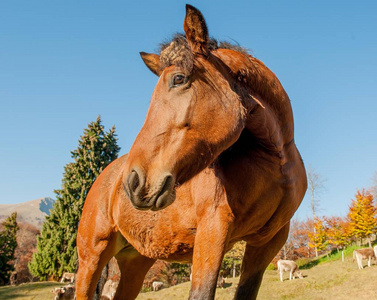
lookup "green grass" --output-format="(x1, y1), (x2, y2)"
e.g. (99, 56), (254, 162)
(2, 248), (377, 300)
(0, 282), (64, 300)
(297, 245), (360, 270)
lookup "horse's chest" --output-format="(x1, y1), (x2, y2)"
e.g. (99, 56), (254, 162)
(125, 212), (196, 260)
(135, 228), (196, 260)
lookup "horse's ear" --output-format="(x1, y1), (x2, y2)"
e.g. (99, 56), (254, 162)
(184, 4), (209, 55)
(140, 52), (162, 76)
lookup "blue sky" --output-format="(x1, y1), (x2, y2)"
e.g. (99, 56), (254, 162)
(1, 1), (376, 220)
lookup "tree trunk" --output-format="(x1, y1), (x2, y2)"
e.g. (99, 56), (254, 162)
(232, 261), (236, 278)
(342, 250), (344, 262)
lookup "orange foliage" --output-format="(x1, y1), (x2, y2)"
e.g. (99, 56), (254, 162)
(308, 217), (328, 252)
(325, 216), (352, 250)
(347, 189), (377, 240)
(276, 219), (315, 262)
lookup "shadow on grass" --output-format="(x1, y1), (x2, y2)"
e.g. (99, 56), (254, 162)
(221, 282), (233, 289)
(0, 282), (61, 299)
(0, 290), (28, 299)
(299, 259), (321, 270)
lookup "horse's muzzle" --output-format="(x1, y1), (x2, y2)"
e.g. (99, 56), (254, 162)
(124, 169), (175, 211)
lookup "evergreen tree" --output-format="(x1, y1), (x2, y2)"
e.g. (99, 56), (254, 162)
(29, 116), (120, 280)
(0, 212), (19, 285)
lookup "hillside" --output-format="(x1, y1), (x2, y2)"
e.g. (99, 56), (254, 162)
(136, 257), (377, 300)
(0, 197), (55, 229)
(1, 254), (376, 299)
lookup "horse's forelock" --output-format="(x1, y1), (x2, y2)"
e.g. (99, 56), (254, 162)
(160, 35), (194, 72)
(159, 34), (249, 73)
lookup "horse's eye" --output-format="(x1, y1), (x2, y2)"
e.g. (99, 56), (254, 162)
(172, 74), (186, 86)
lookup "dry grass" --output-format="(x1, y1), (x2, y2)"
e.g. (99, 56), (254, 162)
(2, 256), (377, 299)
(137, 257), (377, 300)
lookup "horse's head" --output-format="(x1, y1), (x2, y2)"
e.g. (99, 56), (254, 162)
(123, 5), (276, 211)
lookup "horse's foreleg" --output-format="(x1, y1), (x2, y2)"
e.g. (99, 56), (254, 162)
(76, 231), (122, 300)
(189, 210), (230, 300)
(114, 246), (155, 300)
(234, 223), (290, 300)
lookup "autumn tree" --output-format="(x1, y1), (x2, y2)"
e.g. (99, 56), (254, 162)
(307, 166), (326, 257)
(221, 241), (246, 278)
(143, 261), (169, 289)
(279, 219), (315, 260)
(162, 263), (191, 285)
(347, 189), (377, 247)
(14, 223), (40, 283)
(142, 261), (191, 289)
(29, 116), (120, 280)
(325, 216), (352, 251)
(308, 217), (328, 255)
(370, 171), (377, 201)
(0, 212), (19, 285)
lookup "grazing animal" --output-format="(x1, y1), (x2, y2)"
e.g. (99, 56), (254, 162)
(76, 4), (307, 300)
(277, 259), (303, 282)
(152, 281), (164, 292)
(217, 275), (226, 288)
(9, 271), (17, 286)
(353, 248), (376, 270)
(61, 272), (76, 283)
(100, 279), (119, 300)
(52, 285), (75, 300)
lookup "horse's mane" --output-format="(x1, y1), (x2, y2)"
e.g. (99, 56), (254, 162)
(159, 33), (249, 72)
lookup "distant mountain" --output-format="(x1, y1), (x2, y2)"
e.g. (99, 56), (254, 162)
(0, 197), (55, 229)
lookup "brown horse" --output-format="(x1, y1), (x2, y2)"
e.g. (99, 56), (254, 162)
(76, 5), (307, 300)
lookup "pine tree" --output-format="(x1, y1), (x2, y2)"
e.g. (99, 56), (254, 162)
(347, 189), (377, 246)
(29, 116), (120, 280)
(0, 212), (19, 285)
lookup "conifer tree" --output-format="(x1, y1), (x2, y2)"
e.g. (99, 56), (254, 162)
(0, 212), (19, 285)
(29, 116), (120, 280)
(347, 189), (377, 246)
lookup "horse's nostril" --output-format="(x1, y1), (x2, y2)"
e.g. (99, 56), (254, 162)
(128, 170), (140, 193)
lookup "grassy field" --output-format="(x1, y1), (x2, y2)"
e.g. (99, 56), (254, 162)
(0, 281), (64, 300)
(1, 252), (377, 299)
(137, 257), (377, 300)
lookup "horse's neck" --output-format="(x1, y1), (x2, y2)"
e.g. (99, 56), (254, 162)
(214, 50), (296, 165)
(243, 58), (295, 160)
